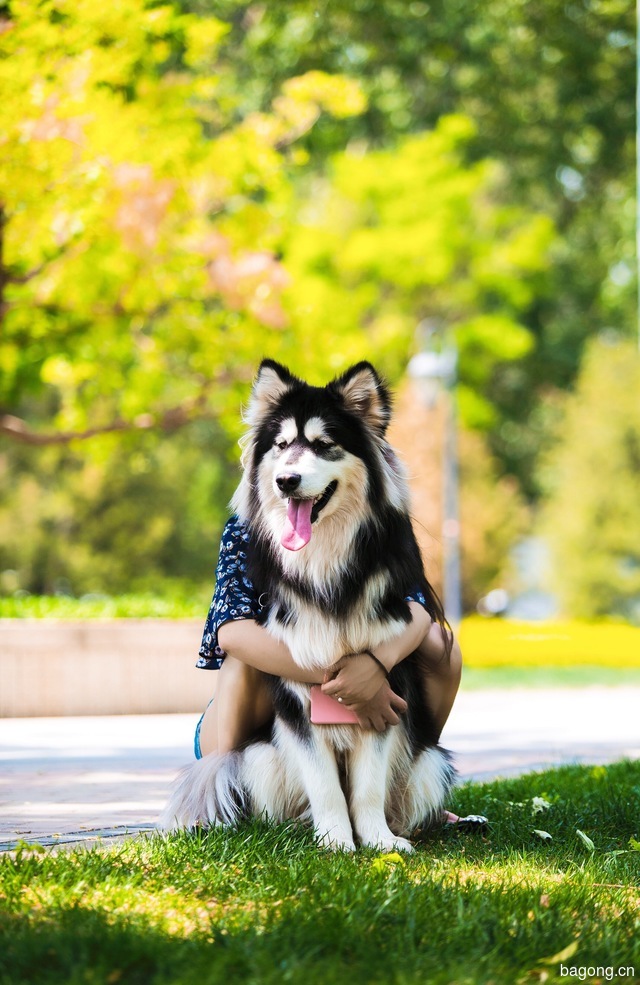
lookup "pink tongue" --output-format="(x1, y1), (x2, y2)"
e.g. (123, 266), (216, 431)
(281, 498), (314, 551)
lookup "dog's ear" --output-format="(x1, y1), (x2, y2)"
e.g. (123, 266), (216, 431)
(330, 362), (392, 435)
(245, 359), (298, 426)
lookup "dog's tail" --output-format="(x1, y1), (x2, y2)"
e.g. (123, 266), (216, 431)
(159, 750), (248, 831)
(159, 741), (309, 832)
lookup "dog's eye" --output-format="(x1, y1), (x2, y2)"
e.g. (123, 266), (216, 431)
(313, 439), (335, 451)
(275, 439), (288, 451)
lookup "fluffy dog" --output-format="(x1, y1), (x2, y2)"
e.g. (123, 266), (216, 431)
(161, 360), (455, 850)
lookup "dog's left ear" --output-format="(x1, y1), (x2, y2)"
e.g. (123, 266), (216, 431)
(330, 362), (392, 435)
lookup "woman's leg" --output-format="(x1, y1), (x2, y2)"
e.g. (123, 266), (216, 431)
(197, 656), (274, 757)
(415, 621), (463, 741)
(415, 624), (486, 827)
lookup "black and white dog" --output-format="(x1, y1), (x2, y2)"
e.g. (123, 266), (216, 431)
(161, 360), (455, 851)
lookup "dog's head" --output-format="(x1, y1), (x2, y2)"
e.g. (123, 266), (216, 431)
(233, 359), (408, 552)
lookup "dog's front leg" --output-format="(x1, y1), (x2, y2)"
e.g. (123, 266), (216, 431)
(348, 731), (414, 853)
(277, 725), (355, 851)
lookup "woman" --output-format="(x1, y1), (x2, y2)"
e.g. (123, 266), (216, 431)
(193, 515), (486, 830)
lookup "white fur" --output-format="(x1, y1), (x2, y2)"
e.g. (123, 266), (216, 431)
(275, 417), (298, 446)
(243, 366), (293, 429)
(333, 366), (390, 435)
(161, 716), (450, 852)
(303, 417), (330, 442)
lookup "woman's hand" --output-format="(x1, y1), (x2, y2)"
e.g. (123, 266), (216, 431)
(349, 681), (408, 732)
(321, 652), (387, 705)
(320, 652), (408, 731)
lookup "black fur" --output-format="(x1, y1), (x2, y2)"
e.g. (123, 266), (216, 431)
(267, 676), (312, 744)
(388, 656), (440, 751)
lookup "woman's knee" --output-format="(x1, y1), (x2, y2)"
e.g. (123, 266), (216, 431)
(448, 637), (463, 685)
(218, 655), (263, 691)
(216, 655), (273, 720)
(417, 622), (463, 682)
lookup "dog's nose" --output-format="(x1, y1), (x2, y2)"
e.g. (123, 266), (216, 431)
(276, 473), (302, 493)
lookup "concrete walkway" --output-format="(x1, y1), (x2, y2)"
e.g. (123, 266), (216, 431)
(1, 687), (639, 851)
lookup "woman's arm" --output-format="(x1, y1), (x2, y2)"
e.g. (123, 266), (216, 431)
(220, 602), (431, 692)
(320, 602), (432, 703)
(217, 619), (324, 684)
(371, 602), (433, 673)
(218, 619), (406, 731)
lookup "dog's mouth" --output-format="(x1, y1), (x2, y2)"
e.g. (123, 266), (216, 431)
(281, 480), (338, 552)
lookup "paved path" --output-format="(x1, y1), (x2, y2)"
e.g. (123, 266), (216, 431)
(1, 687), (638, 850)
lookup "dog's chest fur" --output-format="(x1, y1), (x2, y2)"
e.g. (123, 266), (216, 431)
(246, 523), (409, 671)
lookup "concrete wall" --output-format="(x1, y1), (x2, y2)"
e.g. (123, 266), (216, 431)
(0, 620), (217, 717)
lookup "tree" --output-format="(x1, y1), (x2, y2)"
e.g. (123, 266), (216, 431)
(540, 337), (640, 620)
(0, 424), (237, 595)
(0, 0), (557, 595)
(0, 0), (365, 445)
(1, 2), (554, 448)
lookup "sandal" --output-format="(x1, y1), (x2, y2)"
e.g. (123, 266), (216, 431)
(443, 810), (489, 831)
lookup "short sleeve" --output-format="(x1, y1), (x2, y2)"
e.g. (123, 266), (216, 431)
(196, 516), (261, 670)
(405, 588), (427, 609)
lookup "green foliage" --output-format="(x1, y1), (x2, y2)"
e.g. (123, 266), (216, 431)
(1, 0), (552, 443)
(1, 762), (639, 984)
(0, 0), (552, 444)
(2, 0), (632, 598)
(540, 337), (640, 620)
(0, 0), (560, 594)
(208, 0), (635, 493)
(0, 426), (236, 595)
(0, 0), (366, 439)
(284, 117), (553, 425)
(0, 592), (208, 619)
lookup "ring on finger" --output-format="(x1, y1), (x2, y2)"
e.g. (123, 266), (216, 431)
(337, 696), (343, 703)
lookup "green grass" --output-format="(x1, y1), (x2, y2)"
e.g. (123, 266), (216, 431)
(462, 666), (640, 689)
(1, 762), (639, 985)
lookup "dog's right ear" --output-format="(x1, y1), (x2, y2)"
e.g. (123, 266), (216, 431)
(244, 359), (298, 427)
(330, 361), (392, 435)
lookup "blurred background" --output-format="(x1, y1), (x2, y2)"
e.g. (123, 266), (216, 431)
(0, 0), (638, 700)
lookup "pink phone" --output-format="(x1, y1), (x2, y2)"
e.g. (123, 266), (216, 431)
(309, 685), (360, 725)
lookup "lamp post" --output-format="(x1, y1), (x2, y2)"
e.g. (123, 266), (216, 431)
(407, 324), (462, 628)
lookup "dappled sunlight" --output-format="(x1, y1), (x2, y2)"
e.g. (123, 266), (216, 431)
(2, 764), (639, 983)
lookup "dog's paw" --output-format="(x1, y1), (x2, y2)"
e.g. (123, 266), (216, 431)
(331, 838), (357, 853)
(317, 828), (356, 853)
(363, 834), (414, 854)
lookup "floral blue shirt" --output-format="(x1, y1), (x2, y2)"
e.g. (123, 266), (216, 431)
(197, 515), (428, 670)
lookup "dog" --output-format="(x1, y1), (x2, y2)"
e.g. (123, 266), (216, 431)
(161, 359), (455, 851)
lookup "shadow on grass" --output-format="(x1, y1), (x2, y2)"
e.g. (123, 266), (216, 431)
(1, 763), (639, 985)
(1, 869), (638, 985)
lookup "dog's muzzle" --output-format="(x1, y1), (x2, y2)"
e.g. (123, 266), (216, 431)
(279, 480), (338, 552)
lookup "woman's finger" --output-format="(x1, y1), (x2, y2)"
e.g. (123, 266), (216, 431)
(384, 708), (400, 726)
(320, 677), (343, 696)
(389, 691), (408, 714)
